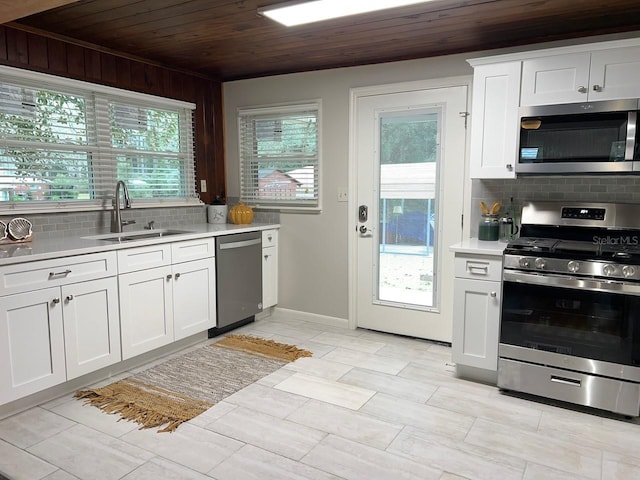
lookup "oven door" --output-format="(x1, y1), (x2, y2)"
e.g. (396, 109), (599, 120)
(500, 270), (640, 377)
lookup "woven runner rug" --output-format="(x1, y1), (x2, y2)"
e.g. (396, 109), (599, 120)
(75, 334), (311, 433)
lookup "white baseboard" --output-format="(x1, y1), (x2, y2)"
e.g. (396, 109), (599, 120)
(272, 307), (350, 329)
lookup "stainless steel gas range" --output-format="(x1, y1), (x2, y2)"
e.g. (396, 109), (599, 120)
(498, 201), (640, 417)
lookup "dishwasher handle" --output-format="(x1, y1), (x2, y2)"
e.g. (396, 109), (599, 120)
(219, 238), (262, 250)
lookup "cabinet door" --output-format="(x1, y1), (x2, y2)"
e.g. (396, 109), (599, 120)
(172, 258), (216, 340)
(0, 288), (65, 404)
(469, 62), (521, 179)
(62, 277), (121, 380)
(452, 278), (501, 371)
(589, 46), (640, 101)
(119, 266), (174, 360)
(521, 53), (591, 106)
(262, 245), (278, 308)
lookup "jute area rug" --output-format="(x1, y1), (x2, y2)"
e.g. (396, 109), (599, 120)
(75, 334), (312, 433)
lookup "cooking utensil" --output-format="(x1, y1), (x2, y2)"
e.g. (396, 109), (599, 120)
(480, 201), (489, 215)
(489, 202), (502, 215)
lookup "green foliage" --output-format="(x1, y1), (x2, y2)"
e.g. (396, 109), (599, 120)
(0, 84), (187, 202)
(380, 115), (438, 165)
(0, 87), (90, 200)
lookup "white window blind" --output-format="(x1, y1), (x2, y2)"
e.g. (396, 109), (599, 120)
(239, 102), (320, 209)
(0, 68), (197, 212)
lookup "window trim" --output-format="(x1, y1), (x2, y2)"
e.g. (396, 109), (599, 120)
(237, 100), (322, 213)
(0, 65), (200, 215)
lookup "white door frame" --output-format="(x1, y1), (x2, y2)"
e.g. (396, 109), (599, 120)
(347, 76), (473, 331)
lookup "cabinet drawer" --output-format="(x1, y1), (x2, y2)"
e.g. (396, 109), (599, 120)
(454, 254), (502, 281)
(0, 252), (117, 296)
(262, 229), (278, 247)
(117, 244), (171, 273)
(171, 238), (215, 263)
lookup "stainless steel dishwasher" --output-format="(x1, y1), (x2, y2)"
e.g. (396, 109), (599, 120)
(208, 231), (262, 337)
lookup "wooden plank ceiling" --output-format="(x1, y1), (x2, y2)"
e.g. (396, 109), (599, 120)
(6, 0), (640, 81)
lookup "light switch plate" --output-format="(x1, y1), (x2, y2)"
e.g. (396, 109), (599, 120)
(200, 179), (207, 193)
(337, 187), (348, 202)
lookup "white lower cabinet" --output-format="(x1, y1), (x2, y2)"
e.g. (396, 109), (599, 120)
(0, 288), (66, 404)
(262, 229), (278, 309)
(118, 238), (215, 359)
(119, 265), (174, 360)
(0, 230), (268, 405)
(0, 273), (120, 404)
(172, 258), (216, 340)
(62, 277), (121, 379)
(452, 253), (503, 377)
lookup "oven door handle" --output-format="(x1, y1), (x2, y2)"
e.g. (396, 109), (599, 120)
(503, 270), (640, 296)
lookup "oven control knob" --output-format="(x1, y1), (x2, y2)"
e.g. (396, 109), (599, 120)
(519, 258), (530, 268)
(602, 264), (616, 276)
(534, 258), (546, 269)
(622, 265), (636, 278)
(567, 261), (580, 273)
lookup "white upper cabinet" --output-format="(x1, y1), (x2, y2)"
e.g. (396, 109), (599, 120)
(521, 46), (640, 105)
(469, 61), (521, 179)
(589, 46), (640, 101)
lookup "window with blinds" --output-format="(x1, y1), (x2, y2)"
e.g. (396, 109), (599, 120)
(0, 69), (196, 211)
(238, 102), (320, 209)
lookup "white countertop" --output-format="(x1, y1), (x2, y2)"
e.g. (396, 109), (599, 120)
(0, 223), (279, 266)
(449, 238), (507, 256)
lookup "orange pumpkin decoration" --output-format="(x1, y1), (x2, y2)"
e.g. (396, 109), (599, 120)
(228, 202), (254, 224)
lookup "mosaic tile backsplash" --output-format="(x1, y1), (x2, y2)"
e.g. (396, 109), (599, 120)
(471, 176), (640, 237)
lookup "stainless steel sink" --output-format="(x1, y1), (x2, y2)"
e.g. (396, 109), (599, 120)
(83, 229), (192, 243)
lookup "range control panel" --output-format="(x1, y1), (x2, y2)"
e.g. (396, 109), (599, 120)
(561, 207), (606, 221)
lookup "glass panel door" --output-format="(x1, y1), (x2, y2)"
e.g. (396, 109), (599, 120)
(377, 110), (440, 308)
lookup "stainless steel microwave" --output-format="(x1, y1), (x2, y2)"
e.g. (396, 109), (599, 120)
(517, 99), (640, 174)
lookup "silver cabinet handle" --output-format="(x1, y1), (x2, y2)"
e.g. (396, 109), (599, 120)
(267, 235), (273, 241)
(66, 295), (74, 302)
(577, 86), (587, 93)
(506, 163), (513, 170)
(166, 274), (172, 280)
(49, 269), (71, 278)
(175, 272), (181, 279)
(52, 298), (61, 305)
(490, 291), (497, 298)
(468, 264), (489, 275)
(592, 84), (602, 92)
(264, 254), (270, 260)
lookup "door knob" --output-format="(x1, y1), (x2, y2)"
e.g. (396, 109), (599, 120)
(359, 225), (368, 234)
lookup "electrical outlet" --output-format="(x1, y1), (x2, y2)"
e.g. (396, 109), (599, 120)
(200, 179), (207, 193)
(337, 187), (348, 202)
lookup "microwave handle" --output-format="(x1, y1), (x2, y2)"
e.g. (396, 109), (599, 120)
(626, 111), (637, 161)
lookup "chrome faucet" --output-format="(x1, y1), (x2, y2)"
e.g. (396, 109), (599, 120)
(111, 180), (136, 233)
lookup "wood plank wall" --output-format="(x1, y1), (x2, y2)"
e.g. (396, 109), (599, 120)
(0, 24), (224, 205)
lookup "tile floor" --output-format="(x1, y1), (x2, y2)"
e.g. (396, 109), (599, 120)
(1, 312), (639, 480)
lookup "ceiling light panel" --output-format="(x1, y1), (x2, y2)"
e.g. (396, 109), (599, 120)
(260, 0), (436, 27)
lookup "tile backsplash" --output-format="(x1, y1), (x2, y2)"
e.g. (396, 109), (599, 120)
(471, 176), (640, 237)
(2, 206), (206, 241)
(3, 202), (281, 241)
